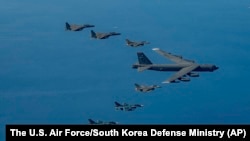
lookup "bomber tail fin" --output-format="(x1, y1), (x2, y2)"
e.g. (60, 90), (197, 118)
(137, 52), (153, 65)
(136, 52), (152, 72)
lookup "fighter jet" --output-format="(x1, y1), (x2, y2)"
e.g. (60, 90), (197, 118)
(90, 30), (121, 39)
(134, 83), (161, 92)
(126, 39), (150, 47)
(132, 48), (219, 84)
(65, 22), (95, 31)
(114, 101), (143, 111)
(88, 119), (118, 125)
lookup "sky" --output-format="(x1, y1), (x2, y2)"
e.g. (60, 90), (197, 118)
(1, 0), (250, 139)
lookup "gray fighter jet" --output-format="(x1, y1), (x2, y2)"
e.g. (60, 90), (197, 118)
(91, 30), (121, 39)
(114, 101), (143, 111)
(126, 39), (150, 47)
(132, 48), (219, 83)
(134, 83), (161, 92)
(65, 22), (94, 31)
(88, 119), (118, 125)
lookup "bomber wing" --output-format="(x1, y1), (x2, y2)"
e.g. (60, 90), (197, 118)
(152, 48), (195, 64)
(163, 64), (199, 83)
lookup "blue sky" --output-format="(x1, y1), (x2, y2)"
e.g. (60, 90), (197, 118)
(1, 0), (250, 140)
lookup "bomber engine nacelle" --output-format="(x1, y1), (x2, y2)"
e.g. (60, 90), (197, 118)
(178, 77), (190, 82)
(188, 72), (199, 77)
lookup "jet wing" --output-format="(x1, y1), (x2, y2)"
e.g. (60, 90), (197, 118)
(70, 24), (79, 30)
(152, 48), (194, 64)
(132, 43), (139, 46)
(163, 64), (199, 83)
(97, 33), (108, 39)
(70, 25), (83, 31)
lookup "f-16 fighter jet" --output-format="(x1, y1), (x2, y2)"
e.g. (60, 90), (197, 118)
(126, 39), (150, 47)
(134, 83), (161, 92)
(114, 101), (143, 111)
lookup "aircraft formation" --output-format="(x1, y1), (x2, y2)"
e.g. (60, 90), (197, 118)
(65, 22), (219, 124)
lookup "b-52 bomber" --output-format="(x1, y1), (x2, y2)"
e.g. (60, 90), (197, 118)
(91, 30), (121, 39)
(134, 83), (161, 92)
(88, 119), (118, 125)
(125, 39), (150, 47)
(65, 22), (95, 31)
(114, 101), (143, 111)
(132, 48), (219, 83)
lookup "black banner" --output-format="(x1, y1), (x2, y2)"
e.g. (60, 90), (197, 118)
(6, 124), (250, 140)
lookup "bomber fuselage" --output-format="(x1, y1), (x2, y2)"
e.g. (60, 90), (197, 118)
(132, 63), (218, 72)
